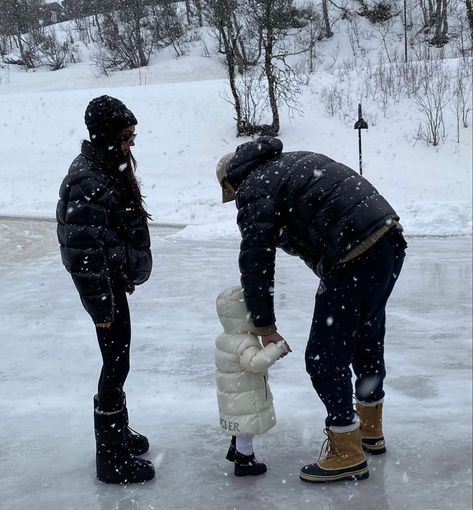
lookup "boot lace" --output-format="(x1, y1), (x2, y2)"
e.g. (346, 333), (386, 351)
(318, 428), (338, 460)
(126, 426), (140, 437)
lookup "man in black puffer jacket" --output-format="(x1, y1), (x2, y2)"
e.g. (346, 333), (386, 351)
(57, 95), (154, 484)
(216, 136), (407, 483)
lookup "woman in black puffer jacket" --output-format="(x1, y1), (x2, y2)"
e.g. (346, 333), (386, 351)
(57, 96), (154, 484)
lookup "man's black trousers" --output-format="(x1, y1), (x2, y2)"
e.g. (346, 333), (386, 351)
(305, 229), (407, 428)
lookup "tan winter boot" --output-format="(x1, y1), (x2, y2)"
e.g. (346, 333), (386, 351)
(300, 427), (369, 483)
(357, 401), (386, 455)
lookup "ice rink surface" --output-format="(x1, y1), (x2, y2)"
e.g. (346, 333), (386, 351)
(0, 219), (471, 510)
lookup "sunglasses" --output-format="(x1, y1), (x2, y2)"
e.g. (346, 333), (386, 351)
(118, 131), (137, 144)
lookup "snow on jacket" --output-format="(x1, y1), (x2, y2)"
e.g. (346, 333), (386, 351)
(215, 287), (287, 436)
(225, 136), (400, 328)
(56, 140), (152, 324)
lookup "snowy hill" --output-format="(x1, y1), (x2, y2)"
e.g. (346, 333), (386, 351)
(0, 13), (471, 238)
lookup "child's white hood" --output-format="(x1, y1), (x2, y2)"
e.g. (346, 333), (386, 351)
(216, 286), (259, 335)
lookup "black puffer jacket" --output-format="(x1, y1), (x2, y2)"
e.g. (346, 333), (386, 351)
(226, 137), (399, 328)
(57, 141), (152, 323)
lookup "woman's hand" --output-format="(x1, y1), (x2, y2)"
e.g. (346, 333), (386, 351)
(96, 322), (112, 328)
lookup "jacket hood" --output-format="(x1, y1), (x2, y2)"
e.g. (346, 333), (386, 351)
(225, 136), (283, 191)
(216, 287), (259, 335)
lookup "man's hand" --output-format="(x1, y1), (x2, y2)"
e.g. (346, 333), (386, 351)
(262, 331), (292, 357)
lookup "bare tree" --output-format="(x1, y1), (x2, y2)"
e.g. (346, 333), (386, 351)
(244, 0), (311, 135)
(465, 0), (473, 42)
(150, 1), (186, 57)
(419, 0), (450, 46)
(207, 0), (314, 136)
(0, 0), (44, 67)
(93, 1), (184, 73)
(320, 84), (342, 116)
(415, 62), (450, 145)
(96, 8), (153, 71)
(431, 0), (449, 46)
(206, 0), (247, 134)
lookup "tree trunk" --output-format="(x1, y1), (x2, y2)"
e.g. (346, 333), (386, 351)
(263, 30), (279, 134)
(221, 28), (243, 133)
(322, 0), (333, 38)
(94, 14), (104, 43)
(133, 15), (147, 67)
(193, 0), (203, 26)
(466, 0), (473, 43)
(184, 0), (192, 25)
(431, 0), (448, 46)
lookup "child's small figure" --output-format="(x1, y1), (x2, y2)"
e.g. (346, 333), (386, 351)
(215, 286), (289, 476)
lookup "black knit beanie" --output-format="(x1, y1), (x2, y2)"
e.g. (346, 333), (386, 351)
(84, 95), (137, 145)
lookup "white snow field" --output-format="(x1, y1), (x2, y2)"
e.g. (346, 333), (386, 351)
(0, 219), (471, 510)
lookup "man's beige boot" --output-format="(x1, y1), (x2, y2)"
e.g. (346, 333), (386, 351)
(300, 427), (369, 483)
(356, 400), (386, 455)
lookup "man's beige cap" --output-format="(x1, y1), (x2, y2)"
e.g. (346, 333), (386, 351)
(216, 152), (236, 203)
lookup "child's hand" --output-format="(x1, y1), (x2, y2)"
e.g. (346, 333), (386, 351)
(276, 340), (291, 358)
(262, 331), (292, 357)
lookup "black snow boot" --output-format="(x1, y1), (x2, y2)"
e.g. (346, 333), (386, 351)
(94, 407), (155, 484)
(94, 393), (150, 456)
(234, 451), (267, 477)
(226, 436), (236, 462)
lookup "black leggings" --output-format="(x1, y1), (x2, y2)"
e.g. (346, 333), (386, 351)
(305, 229), (406, 428)
(95, 290), (131, 412)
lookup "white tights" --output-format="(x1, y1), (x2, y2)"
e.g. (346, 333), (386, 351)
(235, 434), (254, 456)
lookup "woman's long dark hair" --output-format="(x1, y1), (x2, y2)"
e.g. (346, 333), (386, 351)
(121, 152), (152, 220)
(100, 144), (152, 220)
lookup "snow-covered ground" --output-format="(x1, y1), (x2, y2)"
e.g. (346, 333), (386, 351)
(0, 219), (471, 510)
(0, 25), (471, 237)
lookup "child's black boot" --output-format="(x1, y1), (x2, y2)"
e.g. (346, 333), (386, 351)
(226, 436), (236, 462)
(234, 451), (267, 477)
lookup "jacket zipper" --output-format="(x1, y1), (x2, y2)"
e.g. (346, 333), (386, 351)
(263, 375), (268, 401)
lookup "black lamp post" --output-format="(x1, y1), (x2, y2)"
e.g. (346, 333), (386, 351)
(354, 103), (368, 175)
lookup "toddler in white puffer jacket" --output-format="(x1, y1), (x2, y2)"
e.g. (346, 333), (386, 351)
(215, 286), (289, 477)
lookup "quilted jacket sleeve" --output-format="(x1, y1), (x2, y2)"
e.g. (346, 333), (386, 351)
(237, 334), (285, 373)
(237, 194), (279, 328)
(58, 175), (114, 323)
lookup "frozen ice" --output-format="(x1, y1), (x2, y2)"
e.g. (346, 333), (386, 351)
(0, 219), (471, 510)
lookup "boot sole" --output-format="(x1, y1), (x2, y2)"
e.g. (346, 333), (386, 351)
(300, 466), (369, 483)
(300, 459), (369, 483)
(97, 474), (155, 484)
(97, 467), (155, 484)
(234, 468), (267, 477)
(96, 457), (155, 484)
(362, 438), (386, 455)
(362, 444), (386, 455)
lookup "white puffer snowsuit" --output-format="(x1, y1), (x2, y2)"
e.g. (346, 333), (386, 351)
(215, 287), (287, 436)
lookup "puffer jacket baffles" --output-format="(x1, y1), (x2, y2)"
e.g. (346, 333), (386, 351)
(225, 136), (400, 329)
(56, 140), (152, 324)
(215, 287), (287, 436)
